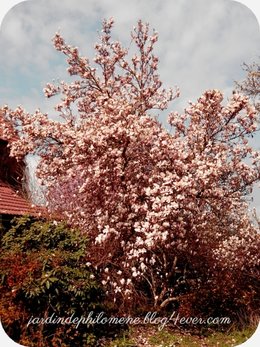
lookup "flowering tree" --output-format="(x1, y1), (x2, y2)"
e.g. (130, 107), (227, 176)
(236, 60), (260, 114)
(1, 19), (260, 313)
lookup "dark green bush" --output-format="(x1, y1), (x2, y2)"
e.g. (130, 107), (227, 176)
(0, 216), (103, 347)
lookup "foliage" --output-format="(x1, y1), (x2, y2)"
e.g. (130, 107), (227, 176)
(1, 19), (260, 318)
(0, 216), (103, 347)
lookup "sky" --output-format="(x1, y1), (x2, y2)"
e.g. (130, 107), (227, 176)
(0, 3), (260, 347)
(0, 0), (259, 210)
(0, 0), (259, 116)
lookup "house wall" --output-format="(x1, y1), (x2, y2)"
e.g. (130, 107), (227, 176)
(0, 139), (25, 189)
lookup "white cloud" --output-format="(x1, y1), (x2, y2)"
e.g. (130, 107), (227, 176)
(0, 0), (259, 114)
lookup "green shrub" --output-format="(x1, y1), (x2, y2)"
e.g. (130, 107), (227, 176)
(0, 216), (103, 347)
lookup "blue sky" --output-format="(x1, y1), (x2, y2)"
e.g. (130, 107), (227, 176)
(0, 0), (259, 212)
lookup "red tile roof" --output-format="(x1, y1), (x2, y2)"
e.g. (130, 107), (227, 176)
(0, 181), (43, 216)
(0, 112), (46, 217)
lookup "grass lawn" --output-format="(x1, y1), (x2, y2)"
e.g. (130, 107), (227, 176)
(106, 325), (257, 347)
